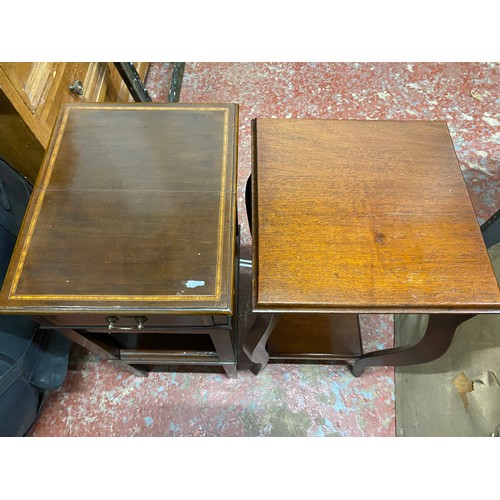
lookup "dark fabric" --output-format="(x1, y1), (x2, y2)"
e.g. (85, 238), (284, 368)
(481, 209), (500, 249)
(0, 157), (71, 436)
(0, 158), (32, 237)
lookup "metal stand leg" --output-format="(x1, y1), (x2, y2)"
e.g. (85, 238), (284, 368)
(168, 63), (185, 102)
(114, 62), (186, 104)
(113, 62), (152, 102)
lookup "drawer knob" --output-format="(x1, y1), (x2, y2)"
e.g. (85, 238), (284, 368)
(106, 315), (148, 331)
(69, 80), (84, 96)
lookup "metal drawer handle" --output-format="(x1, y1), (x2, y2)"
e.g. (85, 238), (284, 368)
(106, 316), (148, 331)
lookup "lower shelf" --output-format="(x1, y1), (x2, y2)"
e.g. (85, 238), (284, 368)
(120, 350), (223, 365)
(267, 313), (363, 361)
(77, 330), (232, 366)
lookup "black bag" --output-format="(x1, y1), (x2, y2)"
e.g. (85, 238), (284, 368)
(481, 210), (500, 249)
(0, 157), (72, 437)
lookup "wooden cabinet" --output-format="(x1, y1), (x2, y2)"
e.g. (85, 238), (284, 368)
(0, 62), (149, 182)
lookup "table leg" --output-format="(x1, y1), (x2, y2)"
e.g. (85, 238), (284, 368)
(242, 313), (281, 374)
(52, 328), (149, 377)
(351, 313), (475, 377)
(209, 330), (237, 379)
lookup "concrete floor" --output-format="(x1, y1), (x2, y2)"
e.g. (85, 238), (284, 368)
(395, 243), (500, 437)
(29, 62), (499, 436)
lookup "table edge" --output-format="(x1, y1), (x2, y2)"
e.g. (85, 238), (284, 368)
(252, 304), (500, 314)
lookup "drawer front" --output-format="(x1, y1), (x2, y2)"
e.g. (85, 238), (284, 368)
(39, 313), (216, 329)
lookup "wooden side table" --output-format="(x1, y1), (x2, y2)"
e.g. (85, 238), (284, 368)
(243, 119), (500, 376)
(0, 103), (239, 378)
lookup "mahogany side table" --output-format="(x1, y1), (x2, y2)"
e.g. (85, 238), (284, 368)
(243, 119), (500, 376)
(0, 103), (239, 378)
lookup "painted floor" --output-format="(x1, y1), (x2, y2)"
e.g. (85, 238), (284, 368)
(30, 62), (499, 437)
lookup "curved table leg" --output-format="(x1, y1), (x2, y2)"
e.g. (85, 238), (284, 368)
(352, 313), (475, 377)
(243, 313), (281, 374)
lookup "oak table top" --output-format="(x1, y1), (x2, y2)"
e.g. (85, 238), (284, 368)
(0, 103), (239, 315)
(252, 119), (500, 314)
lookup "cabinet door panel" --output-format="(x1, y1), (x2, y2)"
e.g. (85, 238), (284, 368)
(0, 62), (62, 114)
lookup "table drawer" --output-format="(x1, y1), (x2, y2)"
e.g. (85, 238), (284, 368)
(39, 313), (216, 330)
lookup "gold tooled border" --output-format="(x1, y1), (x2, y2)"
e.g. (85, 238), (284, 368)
(9, 105), (231, 302)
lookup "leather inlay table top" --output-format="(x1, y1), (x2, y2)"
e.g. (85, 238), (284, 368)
(0, 103), (239, 314)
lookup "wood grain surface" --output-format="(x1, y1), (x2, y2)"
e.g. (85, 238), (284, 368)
(0, 103), (238, 314)
(252, 119), (500, 313)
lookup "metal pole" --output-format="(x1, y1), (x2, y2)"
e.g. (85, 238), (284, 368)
(481, 209), (500, 248)
(113, 62), (152, 102)
(168, 62), (185, 103)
